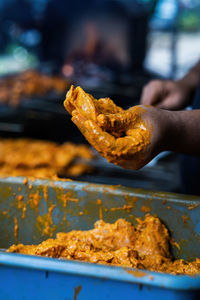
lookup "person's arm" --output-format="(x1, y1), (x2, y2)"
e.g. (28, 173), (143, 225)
(141, 60), (200, 110)
(165, 109), (200, 155)
(64, 86), (200, 170)
(181, 60), (200, 92)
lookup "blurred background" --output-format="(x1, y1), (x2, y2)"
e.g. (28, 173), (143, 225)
(0, 0), (199, 192)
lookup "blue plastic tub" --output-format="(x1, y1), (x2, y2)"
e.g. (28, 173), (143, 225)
(0, 177), (200, 300)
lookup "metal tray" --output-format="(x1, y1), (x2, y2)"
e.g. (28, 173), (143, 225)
(0, 177), (200, 300)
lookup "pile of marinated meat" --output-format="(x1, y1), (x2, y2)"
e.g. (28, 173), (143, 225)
(0, 138), (94, 178)
(0, 70), (67, 106)
(8, 215), (200, 275)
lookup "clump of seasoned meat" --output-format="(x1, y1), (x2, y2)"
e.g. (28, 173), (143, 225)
(0, 70), (67, 106)
(8, 215), (200, 275)
(0, 139), (94, 178)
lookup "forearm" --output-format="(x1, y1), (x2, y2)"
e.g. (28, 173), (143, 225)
(167, 109), (200, 155)
(178, 60), (200, 93)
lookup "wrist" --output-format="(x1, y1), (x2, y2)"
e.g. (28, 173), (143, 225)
(164, 110), (183, 152)
(178, 71), (200, 94)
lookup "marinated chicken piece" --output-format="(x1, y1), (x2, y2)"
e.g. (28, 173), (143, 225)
(57, 219), (137, 250)
(134, 215), (170, 268)
(0, 139), (58, 168)
(8, 215), (200, 275)
(64, 86), (152, 170)
(0, 139), (94, 179)
(55, 142), (93, 168)
(0, 70), (67, 106)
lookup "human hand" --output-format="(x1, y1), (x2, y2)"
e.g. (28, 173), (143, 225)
(140, 79), (192, 110)
(64, 86), (171, 170)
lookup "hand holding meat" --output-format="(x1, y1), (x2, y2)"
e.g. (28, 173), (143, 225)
(64, 86), (169, 169)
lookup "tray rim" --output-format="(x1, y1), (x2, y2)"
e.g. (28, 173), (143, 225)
(0, 252), (200, 290)
(0, 176), (199, 204)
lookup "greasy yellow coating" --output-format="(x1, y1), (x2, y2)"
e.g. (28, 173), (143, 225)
(0, 139), (94, 178)
(8, 215), (200, 275)
(64, 86), (152, 169)
(0, 70), (67, 106)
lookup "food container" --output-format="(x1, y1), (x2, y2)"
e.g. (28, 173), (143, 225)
(0, 176), (200, 300)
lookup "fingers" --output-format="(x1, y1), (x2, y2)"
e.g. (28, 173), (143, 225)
(84, 120), (116, 155)
(140, 80), (165, 106)
(114, 134), (146, 157)
(140, 80), (187, 110)
(64, 86), (98, 121)
(110, 148), (147, 170)
(155, 96), (175, 110)
(65, 86), (124, 124)
(155, 95), (183, 110)
(65, 86), (153, 171)
(72, 114), (116, 158)
(74, 87), (98, 121)
(64, 85), (76, 114)
(71, 111), (88, 136)
(72, 111), (148, 169)
(84, 122), (139, 160)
